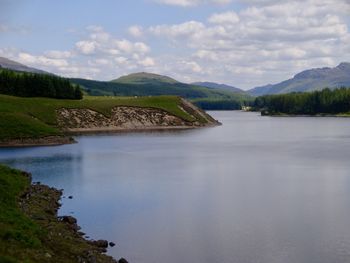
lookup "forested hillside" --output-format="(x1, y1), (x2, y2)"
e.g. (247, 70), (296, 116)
(253, 88), (350, 115)
(0, 69), (83, 99)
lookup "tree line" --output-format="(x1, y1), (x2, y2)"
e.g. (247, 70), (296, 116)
(253, 88), (350, 115)
(0, 69), (83, 99)
(193, 99), (243, 110)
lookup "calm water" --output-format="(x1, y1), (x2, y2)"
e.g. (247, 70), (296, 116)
(1, 111), (350, 263)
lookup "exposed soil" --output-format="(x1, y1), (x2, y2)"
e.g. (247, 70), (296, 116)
(56, 106), (215, 133)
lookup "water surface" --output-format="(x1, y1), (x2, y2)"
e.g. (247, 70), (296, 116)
(1, 111), (350, 263)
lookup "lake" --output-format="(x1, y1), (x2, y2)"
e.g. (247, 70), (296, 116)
(1, 111), (350, 263)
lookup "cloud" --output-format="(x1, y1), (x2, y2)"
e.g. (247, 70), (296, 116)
(138, 57), (155, 67)
(208, 11), (240, 24)
(146, 0), (350, 88)
(1, 0), (349, 88)
(17, 52), (69, 67)
(75, 41), (97, 55)
(150, 21), (205, 38)
(128, 25), (144, 38)
(153, 0), (231, 7)
(4, 26), (157, 80)
(44, 50), (72, 59)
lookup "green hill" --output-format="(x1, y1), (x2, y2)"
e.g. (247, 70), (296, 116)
(192, 81), (245, 94)
(71, 73), (253, 110)
(112, 72), (178, 84)
(0, 94), (216, 143)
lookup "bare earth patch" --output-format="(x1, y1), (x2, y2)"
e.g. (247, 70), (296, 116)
(57, 106), (215, 133)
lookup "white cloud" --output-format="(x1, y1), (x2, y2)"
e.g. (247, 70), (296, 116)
(150, 21), (205, 38)
(153, 0), (231, 7)
(139, 57), (155, 67)
(75, 41), (97, 55)
(128, 25), (144, 37)
(44, 50), (72, 59)
(146, 0), (350, 88)
(18, 52), (69, 67)
(208, 11), (240, 24)
(115, 57), (128, 64)
(2, 0), (350, 88)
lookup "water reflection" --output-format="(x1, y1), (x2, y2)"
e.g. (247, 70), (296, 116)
(1, 111), (350, 263)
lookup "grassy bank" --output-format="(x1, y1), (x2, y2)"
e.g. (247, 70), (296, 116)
(0, 165), (42, 262)
(0, 94), (200, 141)
(0, 164), (120, 263)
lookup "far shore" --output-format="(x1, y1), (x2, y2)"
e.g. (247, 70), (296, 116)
(261, 112), (350, 117)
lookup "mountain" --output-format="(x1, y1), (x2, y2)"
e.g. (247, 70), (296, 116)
(0, 56), (253, 110)
(248, 62), (350, 96)
(72, 72), (253, 110)
(112, 72), (178, 85)
(192, 82), (245, 93)
(72, 76), (250, 101)
(0, 57), (49, 74)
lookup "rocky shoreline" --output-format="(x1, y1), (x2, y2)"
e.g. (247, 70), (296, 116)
(0, 136), (76, 148)
(19, 171), (127, 263)
(0, 103), (220, 148)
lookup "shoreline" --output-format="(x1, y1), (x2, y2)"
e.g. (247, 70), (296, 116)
(0, 136), (77, 148)
(0, 165), (127, 262)
(261, 113), (350, 117)
(0, 123), (221, 148)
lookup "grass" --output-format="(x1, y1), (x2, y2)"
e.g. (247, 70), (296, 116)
(0, 94), (197, 140)
(0, 164), (121, 263)
(0, 165), (43, 263)
(71, 77), (253, 105)
(0, 113), (59, 140)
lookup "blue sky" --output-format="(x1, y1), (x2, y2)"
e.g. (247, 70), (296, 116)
(1, 0), (350, 89)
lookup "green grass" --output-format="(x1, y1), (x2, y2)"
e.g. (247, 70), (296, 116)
(0, 94), (197, 140)
(71, 77), (253, 107)
(0, 165), (43, 263)
(0, 164), (123, 263)
(0, 113), (59, 140)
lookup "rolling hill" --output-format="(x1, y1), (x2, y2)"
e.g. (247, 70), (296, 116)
(192, 82), (245, 94)
(113, 72), (178, 84)
(0, 57), (49, 74)
(72, 72), (252, 109)
(249, 62), (350, 96)
(0, 57), (252, 109)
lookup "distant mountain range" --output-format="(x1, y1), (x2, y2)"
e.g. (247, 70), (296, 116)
(0, 57), (49, 75)
(2, 56), (350, 101)
(72, 72), (250, 104)
(192, 82), (245, 93)
(248, 62), (350, 96)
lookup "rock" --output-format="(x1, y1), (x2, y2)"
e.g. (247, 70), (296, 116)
(61, 215), (77, 224)
(109, 242), (116, 247)
(91, 239), (109, 248)
(118, 258), (128, 263)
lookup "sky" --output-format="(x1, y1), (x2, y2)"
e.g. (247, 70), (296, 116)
(0, 0), (350, 90)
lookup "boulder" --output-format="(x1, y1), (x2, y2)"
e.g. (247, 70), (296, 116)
(91, 240), (109, 248)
